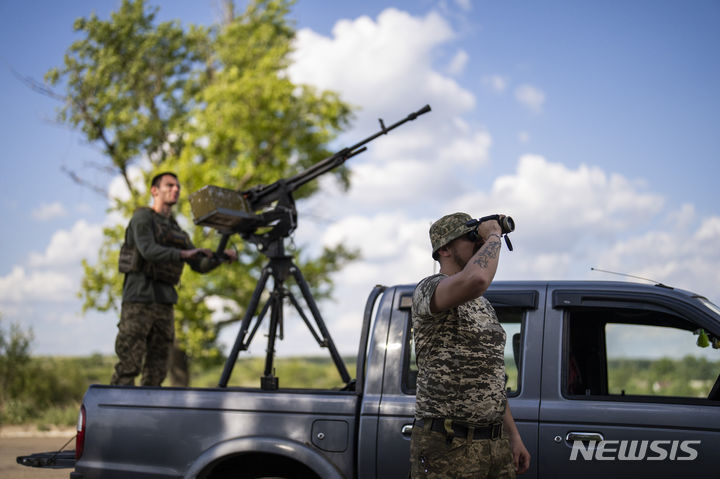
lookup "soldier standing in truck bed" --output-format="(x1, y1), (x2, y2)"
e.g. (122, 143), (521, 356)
(410, 212), (530, 478)
(111, 172), (237, 387)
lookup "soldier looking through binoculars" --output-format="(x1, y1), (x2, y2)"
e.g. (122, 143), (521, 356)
(410, 212), (530, 478)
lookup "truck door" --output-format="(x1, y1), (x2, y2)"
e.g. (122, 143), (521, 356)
(539, 286), (720, 478)
(373, 284), (543, 479)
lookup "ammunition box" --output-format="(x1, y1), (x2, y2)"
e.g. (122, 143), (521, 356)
(189, 185), (256, 232)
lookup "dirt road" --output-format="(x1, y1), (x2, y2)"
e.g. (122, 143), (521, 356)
(1, 429), (76, 479)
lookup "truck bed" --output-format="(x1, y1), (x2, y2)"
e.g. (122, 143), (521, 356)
(77, 385), (360, 478)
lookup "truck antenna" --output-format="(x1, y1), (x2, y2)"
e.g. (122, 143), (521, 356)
(590, 267), (672, 289)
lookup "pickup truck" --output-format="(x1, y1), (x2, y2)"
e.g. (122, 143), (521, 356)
(19, 280), (720, 478)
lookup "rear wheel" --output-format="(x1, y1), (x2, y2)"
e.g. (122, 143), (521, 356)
(206, 453), (320, 479)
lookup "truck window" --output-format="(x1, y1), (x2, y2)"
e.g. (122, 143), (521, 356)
(403, 307), (526, 396)
(564, 308), (720, 402)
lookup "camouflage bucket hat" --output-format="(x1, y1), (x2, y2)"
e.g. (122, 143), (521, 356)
(429, 212), (475, 259)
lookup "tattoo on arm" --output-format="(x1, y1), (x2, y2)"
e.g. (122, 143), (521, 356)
(473, 239), (501, 268)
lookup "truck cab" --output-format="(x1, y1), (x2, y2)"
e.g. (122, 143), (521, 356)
(369, 281), (720, 478)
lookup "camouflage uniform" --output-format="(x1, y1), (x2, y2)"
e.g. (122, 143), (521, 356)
(111, 207), (222, 387)
(410, 212), (515, 479)
(410, 420), (515, 478)
(111, 302), (174, 386)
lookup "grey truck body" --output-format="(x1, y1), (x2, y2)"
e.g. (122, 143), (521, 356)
(49, 281), (720, 477)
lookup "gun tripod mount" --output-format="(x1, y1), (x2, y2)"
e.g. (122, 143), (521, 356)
(191, 104), (432, 390)
(216, 238), (350, 391)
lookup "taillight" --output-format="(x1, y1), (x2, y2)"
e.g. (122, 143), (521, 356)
(76, 405), (86, 460)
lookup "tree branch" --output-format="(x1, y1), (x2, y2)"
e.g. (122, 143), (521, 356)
(214, 315), (242, 332)
(60, 166), (107, 197)
(12, 69), (65, 102)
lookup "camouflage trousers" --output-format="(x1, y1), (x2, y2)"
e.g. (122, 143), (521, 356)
(110, 302), (174, 387)
(410, 420), (516, 479)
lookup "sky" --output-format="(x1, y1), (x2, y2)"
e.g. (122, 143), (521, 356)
(0, 0), (719, 360)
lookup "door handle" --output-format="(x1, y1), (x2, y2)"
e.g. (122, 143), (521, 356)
(566, 432), (604, 443)
(402, 424), (413, 436)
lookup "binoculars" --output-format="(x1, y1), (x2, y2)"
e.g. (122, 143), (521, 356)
(465, 214), (515, 251)
(465, 214), (515, 234)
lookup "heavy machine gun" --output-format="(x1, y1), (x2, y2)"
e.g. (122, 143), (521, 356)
(189, 105), (431, 390)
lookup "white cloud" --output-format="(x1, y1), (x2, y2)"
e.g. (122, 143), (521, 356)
(28, 220), (104, 267)
(597, 215), (720, 298)
(414, 154), (719, 300)
(514, 84), (546, 113)
(286, 8), (717, 321)
(108, 164), (147, 204)
(296, 152), (706, 352)
(0, 219), (104, 308)
(289, 8), (473, 117)
(323, 213), (427, 265)
(303, 154), (677, 306)
(438, 129), (492, 167)
(455, 0), (473, 12)
(483, 75), (507, 93)
(447, 49), (469, 75)
(311, 126), (491, 214)
(0, 266), (76, 302)
(57, 311), (84, 325)
(74, 203), (94, 215)
(288, 6), (491, 219)
(453, 155), (665, 249)
(696, 215), (720, 241)
(664, 203), (695, 230)
(205, 295), (240, 323)
(31, 202), (67, 221)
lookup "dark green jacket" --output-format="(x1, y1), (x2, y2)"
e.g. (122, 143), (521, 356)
(122, 208), (221, 304)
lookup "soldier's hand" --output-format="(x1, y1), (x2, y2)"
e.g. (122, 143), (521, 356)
(180, 248), (214, 260)
(223, 249), (238, 263)
(476, 215), (503, 242)
(510, 433), (531, 474)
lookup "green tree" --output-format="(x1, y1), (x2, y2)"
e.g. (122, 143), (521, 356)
(0, 317), (33, 405)
(45, 0), (356, 385)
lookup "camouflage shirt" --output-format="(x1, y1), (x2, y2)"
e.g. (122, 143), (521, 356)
(412, 273), (507, 424)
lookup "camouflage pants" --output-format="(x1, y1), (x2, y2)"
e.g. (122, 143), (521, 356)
(410, 420), (516, 479)
(111, 302), (174, 387)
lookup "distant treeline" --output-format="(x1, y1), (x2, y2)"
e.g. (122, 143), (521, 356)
(608, 356), (719, 397)
(0, 350), (357, 427)
(1, 330), (717, 428)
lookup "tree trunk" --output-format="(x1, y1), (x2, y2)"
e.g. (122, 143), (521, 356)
(169, 342), (190, 387)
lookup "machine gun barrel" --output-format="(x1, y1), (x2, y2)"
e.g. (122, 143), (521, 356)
(190, 104), (431, 239)
(242, 104), (431, 210)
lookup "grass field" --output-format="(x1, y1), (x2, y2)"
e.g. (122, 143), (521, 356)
(0, 354), (358, 428)
(1, 354), (717, 430)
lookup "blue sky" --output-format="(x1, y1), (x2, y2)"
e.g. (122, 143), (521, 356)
(1, 0), (719, 357)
